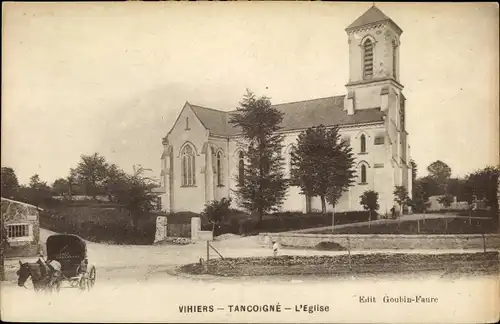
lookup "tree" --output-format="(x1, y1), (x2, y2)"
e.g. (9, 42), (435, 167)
(201, 198), (232, 236)
(24, 174), (53, 207)
(1, 167), (19, 199)
(107, 165), (159, 229)
(291, 125), (356, 214)
(467, 166), (499, 212)
(447, 178), (471, 202)
(393, 185), (410, 216)
(438, 194), (454, 208)
(67, 168), (85, 198)
(416, 176), (441, 198)
(74, 153), (109, 198)
(360, 190), (379, 227)
(411, 182), (431, 213)
(410, 160), (417, 197)
(427, 160), (452, 194)
(29, 174), (41, 188)
(229, 90), (288, 224)
(52, 178), (71, 197)
(103, 163), (127, 201)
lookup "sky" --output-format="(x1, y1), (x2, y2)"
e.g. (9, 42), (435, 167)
(2, 2), (499, 185)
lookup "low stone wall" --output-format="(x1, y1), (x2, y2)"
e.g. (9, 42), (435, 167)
(259, 232), (500, 250)
(5, 242), (41, 258)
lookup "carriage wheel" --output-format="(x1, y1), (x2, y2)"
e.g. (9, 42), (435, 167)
(87, 266), (96, 291)
(78, 277), (87, 291)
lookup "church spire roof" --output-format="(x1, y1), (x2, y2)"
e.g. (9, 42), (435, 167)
(346, 5), (402, 34)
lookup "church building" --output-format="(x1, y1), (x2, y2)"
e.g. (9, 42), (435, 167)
(157, 6), (412, 215)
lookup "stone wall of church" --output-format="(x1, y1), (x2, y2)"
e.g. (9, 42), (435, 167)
(344, 124), (390, 212)
(209, 136), (231, 202)
(223, 124), (395, 214)
(166, 105), (209, 212)
(164, 119), (407, 215)
(351, 84), (385, 110)
(161, 110), (409, 215)
(227, 138), (242, 209)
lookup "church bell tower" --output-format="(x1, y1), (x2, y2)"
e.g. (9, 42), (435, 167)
(344, 5), (403, 114)
(343, 5), (411, 204)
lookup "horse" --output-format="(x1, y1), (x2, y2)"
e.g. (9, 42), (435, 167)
(16, 259), (62, 293)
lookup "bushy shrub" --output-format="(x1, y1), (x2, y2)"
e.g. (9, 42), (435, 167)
(315, 241), (346, 251)
(201, 198), (232, 235)
(238, 219), (259, 236)
(333, 211), (372, 225)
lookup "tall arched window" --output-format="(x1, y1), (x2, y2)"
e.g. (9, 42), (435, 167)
(181, 145), (195, 186)
(217, 151), (223, 186)
(238, 151), (244, 186)
(360, 134), (366, 153)
(361, 165), (367, 184)
(363, 39), (374, 79)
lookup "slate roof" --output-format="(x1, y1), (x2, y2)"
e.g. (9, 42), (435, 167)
(189, 95), (385, 137)
(190, 105), (230, 136)
(346, 5), (402, 33)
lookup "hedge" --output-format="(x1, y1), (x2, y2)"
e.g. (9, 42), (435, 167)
(199, 210), (372, 236)
(39, 209), (156, 245)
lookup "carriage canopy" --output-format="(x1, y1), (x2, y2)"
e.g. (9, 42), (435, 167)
(46, 234), (87, 261)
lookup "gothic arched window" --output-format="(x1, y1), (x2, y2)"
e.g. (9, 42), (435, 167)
(360, 134), (367, 153)
(181, 144), (195, 186)
(217, 151), (223, 186)
(238, 151), (245, 186)
(361, 164), (367, 184)
(363, 39), (374, 79)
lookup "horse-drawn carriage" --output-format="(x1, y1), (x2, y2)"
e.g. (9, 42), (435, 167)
(17, 234), (96, 292)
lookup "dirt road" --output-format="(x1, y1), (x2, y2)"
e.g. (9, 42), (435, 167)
(2, 229), (498, 323)
(6, 229), (491, 283)
(3, 229), (354, 283)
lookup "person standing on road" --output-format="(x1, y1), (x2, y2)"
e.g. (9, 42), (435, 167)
(272, 240), (280, 257)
